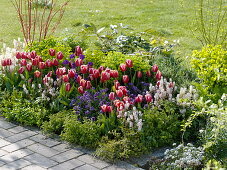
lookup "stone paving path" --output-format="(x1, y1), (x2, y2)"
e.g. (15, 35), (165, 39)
(0, 117), (143, 170)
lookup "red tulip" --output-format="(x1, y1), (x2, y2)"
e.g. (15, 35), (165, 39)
(66, 83), (71, 92)
(75, 58), (83, 67)
(20, 59), (27, 66)
(56, 68), (64, 77)
(152, 64), (158, 72)
(135, 94), (143, 103)
(1, 60), (7, 66)
(105, 68), (111, 73)
(109, 92), (115, 100)
(56, 51), (64, 60)
(80, 65), (88, 74)
(76, 75), (82, 83)
(99, 66), (105, 73)
(89, 68), (94, 74)
(5, 59), (12, 66)
(68, 69), (76, 78)
(34, 70), (41, 78)
(145, 94), (152, 103)
(101, 105), (108, 113)
(80, 79), (87, 88)
(146, 70), (152, 77)
(47, 71), (52, 77)
(26, 64), (32, 72)
(43, 76), (48, 84)
(137, 71), (143, 78)
(155, 70), (162, 80)
(62, 75), (69, 82)
(120, 63), (127, 72)
(110, 70), (119, 78)
(52, 59), (59, 66)
(31, 58), (39, 66)
(16, 52), (22, 59)
(49, 49), (56, 56)
(125, 59), (133, 68)
(45, 59), (52, 67)
(107, 106), (113, 113)
(21, 52), (28, 59)
(38, 62), (46, 69)
(75, 46), (83, 56)
(36, 56), (43, 62)
(114, 80), (120, 90)
(92, 69), (100, 78)
(86, 81), (92, 89)
(101, 71), (110, 82)
(118, 86), (127, 95)
(114, 100), (125, 111)
(122, 75), (129, 83)
(116, 89), (123, 98)
(123, 96), (130, 102)
(18, 67), (25, 74)
(78, 86), (84, 94)
(30, 51), (37, 59)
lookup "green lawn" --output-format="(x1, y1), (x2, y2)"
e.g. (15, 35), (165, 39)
(0, 0), (203, 56)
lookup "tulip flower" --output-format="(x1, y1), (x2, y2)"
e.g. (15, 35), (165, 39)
(62, 75), (69, 82)
(30, 51), (37, 59)
(76, 75), (82, 83)
(16, 52), (22, 59)
(43, 76), (48, 84)
(110, 70), (119, 78)
(56, 51), (64, 60)
(78, 86), (84, 94)
(26, 64), (32, 72)
(80, 65), (88, 74)
(105, 68), (111, 73)
(36, 56), (43, 62)
(99, 66), (105, 72)
(75, 46), (83, 56)
(38, 62), (46, 69)
(86, 81), (92, 89)
(80, 79), (87, 88)
(20, 59), (27, 66)
(137, 71), (142, 78)
(114, 100), (125, 111)
(125, 59), (133, 68)
(107, 106), (113, 113)
(145, 94), (152, 103)
(75, 58), (83, 67)
(101, 105), (108, 113)
(52, 59), (59, 66)
(7, 59), (12, 65)
(49, 49), (56, 56)
(31, 58), (39, 66)
(118, 86), (127, 95)
(1, 60), (7, 66)
(47, 71), (52, 77)
(116, 89), (124, 98)
(45, 59), (52, 67)
(114, 80), (120, 90)
(66, 83), (71, 92)
(146, 70), (152, 77)
(89, 68), (94, 74)
(18, 67), (25, 74)
(152, 64), (158, 72)
(109, 92), (115, 100)
(123, 96), (130, 102)
(34, 70), (41, 78)
(122, 75), (129, 83)
(21, 52), (28, 59)
(92, 69), (100, 78)
(135, 94), (143, 103)
(68, 69), (76, 78)
(155, 70), (162, 80)
(101, 71), (110, 82)
(120, 63), (127, 72)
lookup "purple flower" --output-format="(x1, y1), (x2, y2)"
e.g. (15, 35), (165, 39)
(70, 54), (75, 59)
(62, 60), (69, 65)
(87, 62), (93, 66)
(79, 55), (85, 60)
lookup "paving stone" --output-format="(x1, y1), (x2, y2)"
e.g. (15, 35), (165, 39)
(74, 164), (99, 170)
(0, 128), (14, 138)
(24, 153), (58, 168)
(0, 139), (11, 148)
(51, 143), (70, 153)
(0, 158), (31, 170)
(8, 126), (28, 134)
(1, 148), (33, 163)
(21, 164), (47, 170)
(2, 139), (35, 152)
(30, 134), (60, 147)
(27, 143), (59, 158)
(77, 154), (110, 169)
(0, 149), (9, 157)
(0, 119), (16, 129)
(49, 158), (85, 170)
(6, 130), (37, 143)
(50, 149), (84, 163)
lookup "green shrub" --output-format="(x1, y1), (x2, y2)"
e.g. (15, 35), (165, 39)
(42, 110), (74, 135)
(191, 45), (227, 102)
(142, 101), (182, 149)
(0, 91), (48, 126)
(26, 37), (71, 61)
(61, 115), (102, 148)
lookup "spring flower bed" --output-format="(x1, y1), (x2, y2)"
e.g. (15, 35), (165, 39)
(0, 38), (226, 168)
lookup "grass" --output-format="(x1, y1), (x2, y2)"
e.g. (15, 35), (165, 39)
(0, 0), (218, 56)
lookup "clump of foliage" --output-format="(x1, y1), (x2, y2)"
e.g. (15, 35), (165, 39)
(191, 45), (227, 102)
